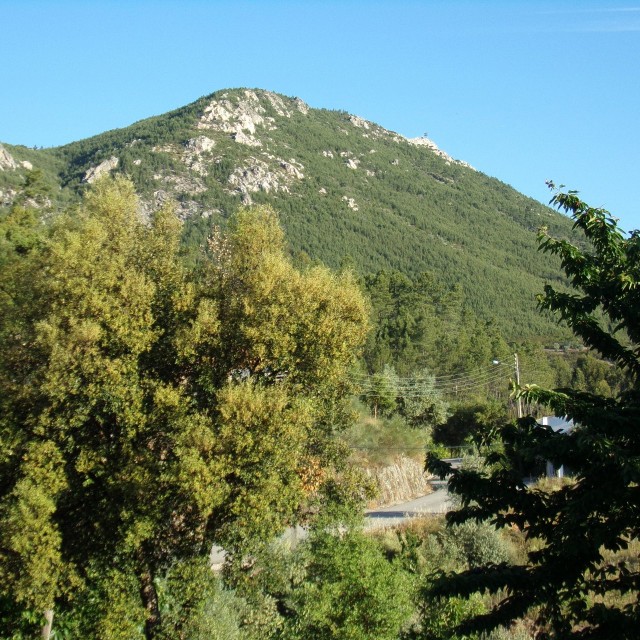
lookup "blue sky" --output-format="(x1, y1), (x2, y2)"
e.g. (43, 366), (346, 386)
(2, 0), (639, 230)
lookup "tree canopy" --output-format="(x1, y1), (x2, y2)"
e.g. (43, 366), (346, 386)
(0, 177), (369, 638)
(427, 185), (640, 638)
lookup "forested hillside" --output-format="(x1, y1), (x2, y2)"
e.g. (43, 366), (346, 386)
(1, 169), (633, 639)
(0, 88), (578, 341)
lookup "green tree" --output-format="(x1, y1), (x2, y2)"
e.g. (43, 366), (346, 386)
(0, 177), (369, 638)
(568, 352), (629, 398)
(433, 400), (507, 447)
(155, 558), (247, 640)
(283, 529), (413, 640)
(363, 270), (430, 373)
(427, 186), (640, 638)
(361, 364), (400, 418)
(397, 367), (449, 429)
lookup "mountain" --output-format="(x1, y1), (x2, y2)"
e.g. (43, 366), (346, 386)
(0, 88), (576, 341)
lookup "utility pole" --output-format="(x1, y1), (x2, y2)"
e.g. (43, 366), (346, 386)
(514, 353), (523, 419)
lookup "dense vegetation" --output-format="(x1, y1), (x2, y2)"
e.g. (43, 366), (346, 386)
(1, 88), (581, 341)
(0, 178), (369, 638)
(428, 187), (640, 638)
(2, 93), (636, 638)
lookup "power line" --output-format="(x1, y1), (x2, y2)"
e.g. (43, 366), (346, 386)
(348, 362), (512, 384)
(350, 362), (514, 397)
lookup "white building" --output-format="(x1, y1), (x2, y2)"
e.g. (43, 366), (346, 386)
(538, 416), (574, 478)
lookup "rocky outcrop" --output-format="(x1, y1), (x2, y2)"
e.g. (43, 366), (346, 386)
(84, 156), (119, 183)
(233, 130), (262, 147)
(182, 136), (216, 174)
(342, 196), (359, 211)
(139, 189), (206, 221)
(227, 156), (304, 199)
(293, 97), (309, 114)
(0, 188), (17, 206)
(264, 91), (294, 117)
(0, 144), (17, 171)
(185, 135), (215, 155)
(198, 90), (279, 147)
(407, 136), (475, 170)
(163, 174), (207, 195)
(228, 159), (276, 195)
(348, 114), (371, 130)
(280, 160), (304, 180)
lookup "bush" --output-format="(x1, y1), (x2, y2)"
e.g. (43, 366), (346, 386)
(441, 521), (514, 569)
(282, 530), (414, 640)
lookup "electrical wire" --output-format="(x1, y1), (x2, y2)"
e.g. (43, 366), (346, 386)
(351, 362), (514, 397)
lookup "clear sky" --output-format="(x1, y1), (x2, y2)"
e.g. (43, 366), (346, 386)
(2, 0), (639, 230)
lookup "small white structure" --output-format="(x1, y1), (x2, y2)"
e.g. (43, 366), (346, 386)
(538, 416), (574, 478)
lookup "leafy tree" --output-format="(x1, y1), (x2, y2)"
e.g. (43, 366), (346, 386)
(427, 186), (640, 638)
(433, 400), (507, 447)
(362, 364), (400, 418)
(282, 529), (413, 640)
(155, 558), (247, 640)
(0, 177), (369, 638)
(363, 270), (438, 374)
(397, 367), (449, 429)
(569, 353), (628, 398)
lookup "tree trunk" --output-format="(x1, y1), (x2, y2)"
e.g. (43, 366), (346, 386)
(41, 609), (54, 640)
(137, 554), (160, 640)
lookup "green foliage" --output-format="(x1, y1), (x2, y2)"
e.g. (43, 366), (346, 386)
(439, 521), (514, 569)
(0, 205), (42, 258)
(214, 381), (312, 549)
(156, 559), (246, 640)
(411, 592), (486, 640)
(343, 401), (433, 466)
(282, 529), (414, 640)
(396, 368), (449, 428)
(63, 566), (147, 640)
(389, 518), (518, 640)
(362, 364), (400, 417)
(3, 88), (579, 343)
(427, 186), (640, 638)
(433, 401), (508, 447)
(568, 352), (628, 397)
(363, 270), (512, 379)
(0, 177), (369, 638)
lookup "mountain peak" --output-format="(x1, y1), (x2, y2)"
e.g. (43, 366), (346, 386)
(0, 88), (576, 340)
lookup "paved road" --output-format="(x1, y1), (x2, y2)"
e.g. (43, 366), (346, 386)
(211, 486), (451, 565)
(365, 486), (451, 529)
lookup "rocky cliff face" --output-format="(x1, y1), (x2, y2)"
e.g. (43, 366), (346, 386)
(148, 91), (475, 221)
(0, 144), (17, 171)
(366, 456), (433, 507)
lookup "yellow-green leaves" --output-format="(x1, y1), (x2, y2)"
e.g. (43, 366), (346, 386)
(215, 381), (312, 548)
(207, 205), (369, 388)
(0, 179), (370, 635)
(0, 441), (72, 612)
